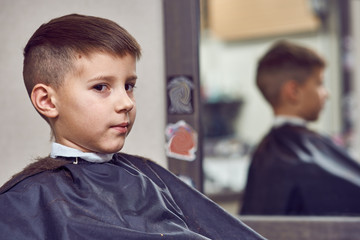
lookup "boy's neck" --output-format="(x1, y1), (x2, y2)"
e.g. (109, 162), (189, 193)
(273, 106), (300, 117)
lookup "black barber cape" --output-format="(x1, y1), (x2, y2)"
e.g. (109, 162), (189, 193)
(0, 153), (264, 240)
(241, 124), (360, 216)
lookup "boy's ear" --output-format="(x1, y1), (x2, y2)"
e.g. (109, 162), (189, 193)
(282, 80), (300, 104)
(31, 84), (59, 119)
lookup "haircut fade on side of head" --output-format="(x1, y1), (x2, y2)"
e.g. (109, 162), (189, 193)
(256, 40), (325, 107)
(23, 14), (142, 97)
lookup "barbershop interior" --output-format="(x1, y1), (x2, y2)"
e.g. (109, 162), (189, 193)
(1, 0), (360, 239)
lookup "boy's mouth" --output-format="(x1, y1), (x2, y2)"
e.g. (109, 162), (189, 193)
(111, 122), (129, 134)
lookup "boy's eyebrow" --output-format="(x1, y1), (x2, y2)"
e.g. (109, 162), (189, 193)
(126, 75), (138, 82)
(87, 74), (138, 82)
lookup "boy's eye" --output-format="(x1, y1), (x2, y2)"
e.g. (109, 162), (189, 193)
(93, 84), (108, 92)
(125, 83), (136, 92)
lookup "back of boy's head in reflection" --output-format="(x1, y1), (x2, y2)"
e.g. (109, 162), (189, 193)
(256, 40), (329, 121)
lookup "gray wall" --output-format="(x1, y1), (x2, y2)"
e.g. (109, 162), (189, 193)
(0, 0), (167, 185)
(352, 0), (360, 157)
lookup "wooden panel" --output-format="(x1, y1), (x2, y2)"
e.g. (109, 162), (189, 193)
(208, 0), (321, 40)
(163, 0), (203, 191)
(239, 216), (360, 240)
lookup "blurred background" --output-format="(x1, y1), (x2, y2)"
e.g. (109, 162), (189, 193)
(200, 0), (360, 212)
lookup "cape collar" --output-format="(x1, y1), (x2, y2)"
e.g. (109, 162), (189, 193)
(273, 115), (307, 128)
(50, 142), (114, 163)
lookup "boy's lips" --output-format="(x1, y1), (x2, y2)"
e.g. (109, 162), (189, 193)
(111, 122), (129, 134)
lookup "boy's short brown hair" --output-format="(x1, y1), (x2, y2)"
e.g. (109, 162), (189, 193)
(256, 40), (325, 107)
(23, 14), (141, 97)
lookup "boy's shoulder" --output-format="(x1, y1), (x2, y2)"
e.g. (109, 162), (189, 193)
(114, 152), (177, 183)
(0, 157), (69, 194)
(261, 124), (318, 145)
(0, 153), (167, 194)
(252, 124), (323, 166)
(114, 152), (160, 169)
(253, 123), (358, 167)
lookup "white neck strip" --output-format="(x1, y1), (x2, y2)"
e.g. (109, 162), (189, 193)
(50, 142), (114, 163)
(273, 115), (307, 128)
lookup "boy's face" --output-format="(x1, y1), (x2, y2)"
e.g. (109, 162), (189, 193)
(297, 67), (328, 121)
(52, 52), (137, 153)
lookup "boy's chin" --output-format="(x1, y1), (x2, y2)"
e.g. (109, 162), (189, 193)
(304, 114), (320, 122)
(98, 144), (124, 154)
(106, 147), (123, 154)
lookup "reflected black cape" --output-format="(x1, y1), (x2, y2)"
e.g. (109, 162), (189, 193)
(241, 124), (360, 216)
(0, 153), (264, 240)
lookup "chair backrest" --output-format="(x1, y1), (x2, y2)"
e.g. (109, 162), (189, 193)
(239, 216), (360, 240)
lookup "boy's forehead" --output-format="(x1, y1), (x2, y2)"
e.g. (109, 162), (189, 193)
(303, 67), (325, 85)
(74, 50), (120, 62)
(65, 51), (136, 81)
(71, 51), (127, 73)
(312, 67), (325, 78)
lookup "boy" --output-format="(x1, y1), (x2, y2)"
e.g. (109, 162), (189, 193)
(241, 40), (360, 215)
(0, 14), (264, 239)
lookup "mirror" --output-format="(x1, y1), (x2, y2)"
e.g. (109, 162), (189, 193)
(200, 0), (359, 215)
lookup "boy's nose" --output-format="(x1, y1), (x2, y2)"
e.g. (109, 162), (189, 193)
(115, 91), (134, 113)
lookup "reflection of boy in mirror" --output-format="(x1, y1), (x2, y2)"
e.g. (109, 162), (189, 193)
(241, 40), (360, 216)
(0, 14), (265, 239)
